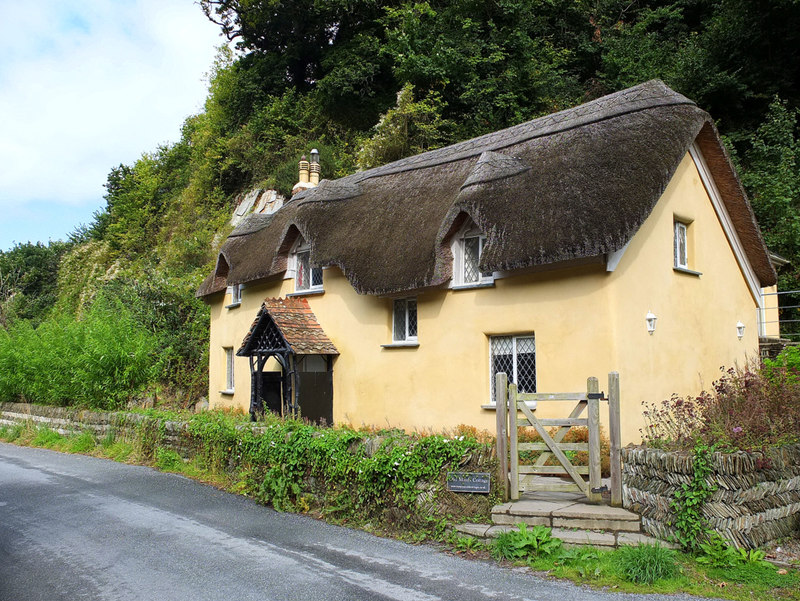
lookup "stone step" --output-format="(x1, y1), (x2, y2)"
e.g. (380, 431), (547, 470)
(454, 522), (677, 549)
(491, 499), (642, 534)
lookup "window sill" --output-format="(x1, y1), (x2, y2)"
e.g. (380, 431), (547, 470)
(220, 389), (235, 396)
(288, 288), (325, 297)
(451, 281), (495, 291)
(482, 401), (538, 410)
(225, 302), (241, 309)
(381, 341), (420, 349)
(673, 266), (702, 277)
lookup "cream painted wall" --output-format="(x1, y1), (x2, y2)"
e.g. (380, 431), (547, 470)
(207, 151), (763, 444)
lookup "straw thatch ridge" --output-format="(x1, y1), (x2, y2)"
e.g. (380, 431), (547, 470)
(197, 80), (775, 298)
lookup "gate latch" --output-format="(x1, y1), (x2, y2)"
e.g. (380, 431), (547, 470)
(591, 485), (609, 494)
(587, 392), (606, 400)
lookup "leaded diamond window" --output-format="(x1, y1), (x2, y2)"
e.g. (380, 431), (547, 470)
(393, 298), (418, 342)
(490, 334), (536, 400)
(296, 249), (323, 292)
(456, 224), (493, 286)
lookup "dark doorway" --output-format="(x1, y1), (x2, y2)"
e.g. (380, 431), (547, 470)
(260, 371), (283, 415)
(297, 371), (333, 425)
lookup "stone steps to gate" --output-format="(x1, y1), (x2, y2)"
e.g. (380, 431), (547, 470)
(455, 494), (676, 549)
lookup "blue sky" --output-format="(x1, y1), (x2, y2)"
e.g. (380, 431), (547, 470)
(0, 0), (225, 250)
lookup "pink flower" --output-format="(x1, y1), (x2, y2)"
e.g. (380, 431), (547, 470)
(732, 426), (743, 434)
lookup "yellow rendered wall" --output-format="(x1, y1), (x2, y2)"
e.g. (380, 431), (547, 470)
(761, 284), (781, 339)
(207, 152), (762, 443)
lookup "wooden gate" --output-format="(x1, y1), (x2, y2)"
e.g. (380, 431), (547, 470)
(495, 372), (622, 505)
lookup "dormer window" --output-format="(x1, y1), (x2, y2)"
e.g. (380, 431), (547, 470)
(453, 222), (494, 287)
(292, 238), (323, 292)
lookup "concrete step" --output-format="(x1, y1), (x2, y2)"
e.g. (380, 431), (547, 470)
(492, 499), (642, 533)
(454, 522), (676, 549)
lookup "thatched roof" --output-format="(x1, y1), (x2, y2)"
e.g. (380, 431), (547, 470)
(237, 297), (338, 356)
(197, 80), (776, 298)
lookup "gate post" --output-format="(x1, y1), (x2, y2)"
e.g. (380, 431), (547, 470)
(495, 372), (509, 501)
(587, 377), (602, 503)
(608, 372), (622, 507)
(508, 383), (520, 500)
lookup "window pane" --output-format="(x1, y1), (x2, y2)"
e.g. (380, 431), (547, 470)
(463, 236), (480, 283)
(479, 237), (492, 278)
(225, 348), (234, 390)
(297, 251), (310, 289)
(407, 299), (417, 337)
(674, 222), (687, 268)
(311, 266), (323, 287)
(515, 336), (536, 393)
(490, 336), (512, 398)
(393, 300), (406, 341)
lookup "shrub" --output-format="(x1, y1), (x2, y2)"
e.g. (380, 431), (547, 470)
(642, 364), (800, 451)
(616, 543), (678, 584)
(491, 524), (562, 561)
(0, 291), (157, 409)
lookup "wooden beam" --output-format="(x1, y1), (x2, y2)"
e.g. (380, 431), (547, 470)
(519, 442), (588, 452)
(508, 383), (520, 500)
(516, 392), (589, 402)
(608, 371), (622, 507)
(587, 377), (602, 503)
(495, 372), (509, 502)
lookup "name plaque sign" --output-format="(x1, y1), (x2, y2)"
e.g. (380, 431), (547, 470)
(446, 472), (491, 494)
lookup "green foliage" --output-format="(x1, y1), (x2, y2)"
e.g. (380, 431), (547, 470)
(0, 241), (70, 327)
(670, 440), (717, 553)
(67, 431), (97, 454)
(491, 524), (562, 561)
(31, 427), (65, 448)
(357, 84), (455, 169)
(0, 291), (157, 409)
(643, 364), (800, 452)
(154, 447), (185, 471)
(615, 543), (679, 585)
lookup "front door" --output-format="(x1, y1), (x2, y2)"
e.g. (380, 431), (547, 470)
(260, 371), (283, 415)
(297, 371), (333, 426)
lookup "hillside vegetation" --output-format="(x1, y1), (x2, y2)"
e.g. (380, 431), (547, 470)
(1, 0), (799, 409)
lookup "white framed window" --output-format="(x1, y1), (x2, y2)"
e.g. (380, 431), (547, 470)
(674, 221), (688, 269)
(393, 298), (418, 342)
(489, 334), (536, 401)
(223, 347), (235, 393)
(292, 239), (323, 292)
(226, 284), (242, 307)
(453, 223), (494, 287)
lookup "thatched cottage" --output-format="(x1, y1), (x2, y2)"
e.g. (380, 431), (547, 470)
(197, 80), (779, 443)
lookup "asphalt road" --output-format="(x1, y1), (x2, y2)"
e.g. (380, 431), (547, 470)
(1, 443), (711, 601)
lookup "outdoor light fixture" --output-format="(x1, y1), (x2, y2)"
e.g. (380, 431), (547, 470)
(646, 311), (657, 335)
(310, 148), (319, 165)
(736, 321), (745, 339)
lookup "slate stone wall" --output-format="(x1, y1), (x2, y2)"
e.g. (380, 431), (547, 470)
(622, 445), (800, 549)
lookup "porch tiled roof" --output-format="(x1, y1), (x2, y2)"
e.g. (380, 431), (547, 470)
(238, 297), (339, 356)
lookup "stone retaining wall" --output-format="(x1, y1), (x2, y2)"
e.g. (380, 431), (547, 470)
(622, 445), (800, 549)
(0, 401), (201, 457)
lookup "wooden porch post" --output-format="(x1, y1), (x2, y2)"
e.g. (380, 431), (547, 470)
(495, 372), (509, 502)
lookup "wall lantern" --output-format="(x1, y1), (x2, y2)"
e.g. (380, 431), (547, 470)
(736, 321), (745, 340)
(646, 311), (657, 335)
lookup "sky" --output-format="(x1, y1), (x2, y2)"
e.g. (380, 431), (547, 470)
(0, 0), (225, 251)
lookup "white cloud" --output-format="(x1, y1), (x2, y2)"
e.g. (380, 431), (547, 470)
(0, 0), (224, 247)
